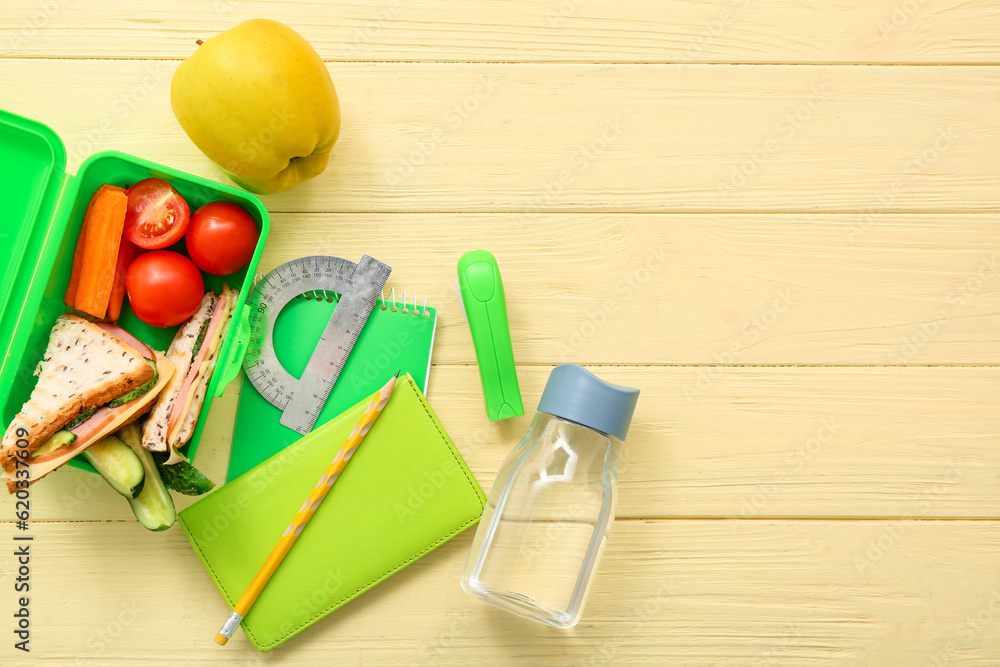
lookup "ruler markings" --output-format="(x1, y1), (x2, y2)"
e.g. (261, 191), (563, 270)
(243, 254), (391, 435)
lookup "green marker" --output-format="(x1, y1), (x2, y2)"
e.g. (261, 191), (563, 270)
(457, 250), (524, 421)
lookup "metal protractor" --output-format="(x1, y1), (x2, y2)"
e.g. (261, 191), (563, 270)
(243, 254), (392, 434)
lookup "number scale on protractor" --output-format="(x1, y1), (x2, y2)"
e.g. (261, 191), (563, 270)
(243, 254), (392, 435)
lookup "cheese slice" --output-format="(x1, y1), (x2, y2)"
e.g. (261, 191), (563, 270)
(4, 353), (175, 492)
(166, 292), (232, 439)
(164, 294), (235, 464)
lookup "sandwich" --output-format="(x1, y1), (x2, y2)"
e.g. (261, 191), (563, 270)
(143, 287), (237, 463)
(1, 315), (175, 492)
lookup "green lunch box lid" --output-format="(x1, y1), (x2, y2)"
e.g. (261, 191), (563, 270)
(0, 107), (268, 471)
(0, 109), (68, 350)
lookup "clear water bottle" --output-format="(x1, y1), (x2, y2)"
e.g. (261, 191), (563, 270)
(461, 364), (640, 628)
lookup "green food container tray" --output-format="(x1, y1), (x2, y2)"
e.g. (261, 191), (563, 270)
(0, 108), (268, 473)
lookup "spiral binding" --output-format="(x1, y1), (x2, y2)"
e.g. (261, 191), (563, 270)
(251, 272), (431, 318)
(380, 287), (431, 318)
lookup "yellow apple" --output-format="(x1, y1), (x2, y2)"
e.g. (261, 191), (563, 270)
(170, 19), (340, 195)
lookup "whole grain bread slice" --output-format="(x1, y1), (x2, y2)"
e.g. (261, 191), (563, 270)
(0, 314), (154, 472)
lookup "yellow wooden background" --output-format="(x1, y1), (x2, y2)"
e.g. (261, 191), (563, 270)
(3, 1), (1000, 664)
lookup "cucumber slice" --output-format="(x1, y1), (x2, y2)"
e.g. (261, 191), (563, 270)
(118, 423), (176, 531)
(82, 436), (145, 499)
(31, 431), (77, 458)
(152, 453), (215, 496)
(191, 317), (211, 357)
(108, 359), (159, 408)
(66, 408), (96, 429)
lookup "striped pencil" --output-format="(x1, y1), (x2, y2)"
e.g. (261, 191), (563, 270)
(215, 371), (401, 646)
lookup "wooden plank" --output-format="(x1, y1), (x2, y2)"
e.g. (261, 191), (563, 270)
(5, 366), (998, 521)
(2, 60), (998, 212)
(2, 520), (998, 663)
(257, 212), (1000, 365)
(3, 0), (1000, 63)
(4, 4), (998, 666)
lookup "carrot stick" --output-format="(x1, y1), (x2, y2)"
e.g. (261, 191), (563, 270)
(63, 189), (102, 307)
(107, 236), (136, 322)
(75, 185), (128, 319)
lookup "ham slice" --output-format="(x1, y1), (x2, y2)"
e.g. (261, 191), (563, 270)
(29, 407), (120, 464)
(69, 406), (117, 441)
(8, 353), (175, 485)
(166, 291), (232, 439)
(95, 323), (154, 359)
(32, 325), (159, 460)
(140, 293), (216, 452)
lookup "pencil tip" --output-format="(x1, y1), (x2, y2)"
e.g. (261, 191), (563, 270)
(394, 370), (401, 378)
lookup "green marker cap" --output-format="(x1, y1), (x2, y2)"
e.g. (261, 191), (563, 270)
(457, 250), (524, 421)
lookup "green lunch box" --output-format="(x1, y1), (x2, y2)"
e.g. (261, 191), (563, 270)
(0, 108), (269, 472)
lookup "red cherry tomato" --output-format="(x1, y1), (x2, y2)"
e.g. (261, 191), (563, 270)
(124, 178), (191, 250)
(125, 251), (204, 327)
(186, 201), (260, 276)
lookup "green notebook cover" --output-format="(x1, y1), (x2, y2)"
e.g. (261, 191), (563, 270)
(228, 297), (437, 481)
(179, 374), (485, 651)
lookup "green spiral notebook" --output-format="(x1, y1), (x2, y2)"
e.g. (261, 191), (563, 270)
(228, 296), (437, 481)
(179, 374), (485, 651)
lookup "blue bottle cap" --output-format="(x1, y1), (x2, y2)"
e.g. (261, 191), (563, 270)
(537, 364), (640, 441)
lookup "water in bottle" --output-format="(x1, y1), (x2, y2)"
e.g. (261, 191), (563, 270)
(461, 364), (640, 628)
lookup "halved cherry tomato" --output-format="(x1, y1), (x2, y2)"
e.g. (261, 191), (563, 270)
(186, 201), (260, 276)
(124, 178), (191, 249)
(125, 251), (204, 327)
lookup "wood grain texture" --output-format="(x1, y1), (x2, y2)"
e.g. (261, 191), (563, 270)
(2, 0), (1000, 63)
(2, 2), (999, 663)
(1, 520), (998, 664)
(257, 213), (1000, 365)
(11, 366), (999, 521)
(2, 60), (998, 212)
